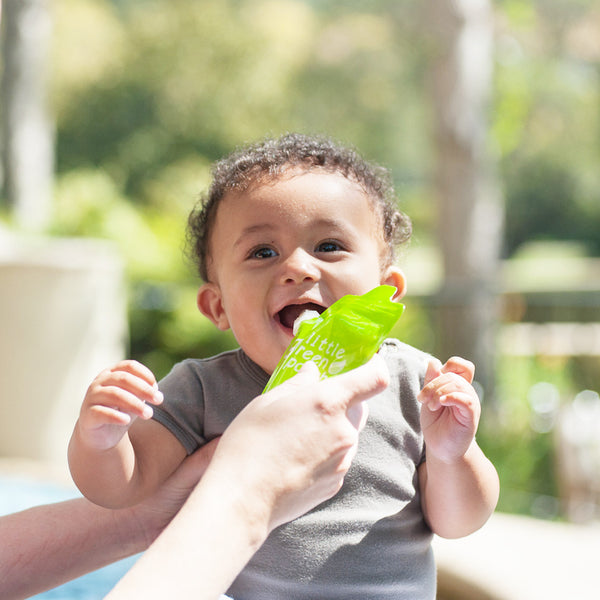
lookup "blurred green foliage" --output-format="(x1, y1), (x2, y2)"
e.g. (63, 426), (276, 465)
(504, 155), (600, 255)
(6, 0), (599, 518)
(478, 352), (600, 519)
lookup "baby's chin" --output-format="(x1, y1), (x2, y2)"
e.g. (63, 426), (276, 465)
(235, 329), (291, 376)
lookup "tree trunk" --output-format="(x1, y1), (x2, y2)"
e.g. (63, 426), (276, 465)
(1, 0), (54, 233)
(423, 0), (503, 406)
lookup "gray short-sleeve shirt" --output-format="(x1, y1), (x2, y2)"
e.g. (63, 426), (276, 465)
(153, 339), (435, 599)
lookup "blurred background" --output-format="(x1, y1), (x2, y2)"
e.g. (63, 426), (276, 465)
(1, 0), (599, 535)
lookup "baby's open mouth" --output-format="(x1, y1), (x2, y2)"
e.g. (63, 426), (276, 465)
(277, 303), (324, 330)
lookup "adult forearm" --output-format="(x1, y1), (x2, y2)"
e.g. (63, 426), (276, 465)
(0, 498), (146, 600)
(105, 467), (268, 600)
(421, 441), (499, 539)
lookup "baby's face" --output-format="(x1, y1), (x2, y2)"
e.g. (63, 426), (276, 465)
(197, 170), (405, 374)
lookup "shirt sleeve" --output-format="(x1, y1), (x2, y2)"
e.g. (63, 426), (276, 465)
(153, 360), (207, 455)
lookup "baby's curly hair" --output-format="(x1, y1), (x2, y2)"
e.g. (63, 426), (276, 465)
(187, 133), (412, 281)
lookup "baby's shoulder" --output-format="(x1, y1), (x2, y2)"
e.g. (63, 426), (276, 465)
(162, 348), (267, 391)
(379, 338), (432, 387)
(160, 348), (244, 384)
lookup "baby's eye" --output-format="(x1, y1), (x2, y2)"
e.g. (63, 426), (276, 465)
(250, 246), (278, 259)
(316, 240), (344, 253)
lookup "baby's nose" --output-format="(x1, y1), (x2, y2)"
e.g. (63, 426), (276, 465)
(280, 249), (320, 284)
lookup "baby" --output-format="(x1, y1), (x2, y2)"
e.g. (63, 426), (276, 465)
(69, 133), (499, 599)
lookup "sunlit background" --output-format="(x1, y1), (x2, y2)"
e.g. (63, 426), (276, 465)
(1, 0), (599, 597)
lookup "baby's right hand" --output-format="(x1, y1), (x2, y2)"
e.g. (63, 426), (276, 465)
(77, 360), (163, 451)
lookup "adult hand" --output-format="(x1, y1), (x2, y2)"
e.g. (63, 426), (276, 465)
(129, 437), (220, 546)
(206, 354), (389, 532)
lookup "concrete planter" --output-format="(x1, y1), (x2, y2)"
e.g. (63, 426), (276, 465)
(0, 235), (126, 473)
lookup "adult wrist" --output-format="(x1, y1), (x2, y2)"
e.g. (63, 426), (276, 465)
(197, 462), (273, 552)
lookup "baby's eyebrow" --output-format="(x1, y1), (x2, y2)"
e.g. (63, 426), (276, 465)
(232, 218), (354, 249)
(315, 218), (351, 232)
(309, 218), (358, 240)
(233, 223), (274, 249)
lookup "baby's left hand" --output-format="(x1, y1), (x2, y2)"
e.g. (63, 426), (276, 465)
(418, 356), (481, 463)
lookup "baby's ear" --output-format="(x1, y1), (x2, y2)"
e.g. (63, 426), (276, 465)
(197, 283), (230, 330)
(382, 266), (407, 301)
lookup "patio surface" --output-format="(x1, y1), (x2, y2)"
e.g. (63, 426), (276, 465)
(434, 511), (600, 599)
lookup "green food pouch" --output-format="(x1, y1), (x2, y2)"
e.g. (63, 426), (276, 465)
(264, 285), (404, 392)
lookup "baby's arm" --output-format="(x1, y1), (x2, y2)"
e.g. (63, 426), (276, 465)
(417, 357), (499, 539)
(68, 360), (187, 508)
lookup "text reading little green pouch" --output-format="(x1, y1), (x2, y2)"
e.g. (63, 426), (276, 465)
(264, 285), (404, 392)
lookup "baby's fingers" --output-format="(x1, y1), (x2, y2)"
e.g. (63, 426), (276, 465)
(439, 386), (481, 428)
(419, 373), (477, 412)
(423, 358), (443, 387)
(84, 383), (155, 422)
(107, 371), (163, 408)
(110, 359), (156, 386)
(83, 373), (162, 428)
(86, 403), (136, 427)
(440, 356), (475, 384)
(439, 387), (478, 410)
(108, 360), (163, 405)
(89, 363), (162, 407)
(77, 403), (138, 452)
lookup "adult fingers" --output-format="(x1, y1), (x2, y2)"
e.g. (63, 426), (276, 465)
(258, 361), (321, 410)
(166, 438), (221, 493)
(259, 355), (386, 430)
(325, 354), (390, 411)
(281, 360), (322, 390)
(262, 356), (388, 411)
